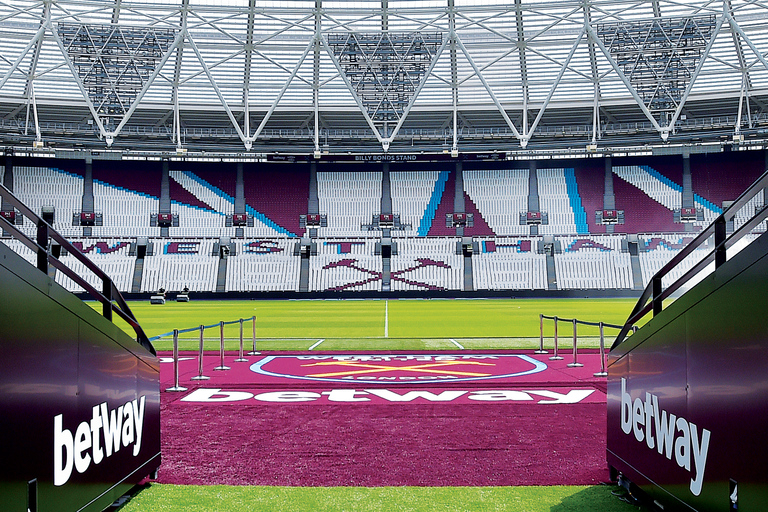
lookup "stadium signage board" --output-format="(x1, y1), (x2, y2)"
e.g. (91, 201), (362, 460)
(266, 153), (506, 163)
(250, 354), (546, 384)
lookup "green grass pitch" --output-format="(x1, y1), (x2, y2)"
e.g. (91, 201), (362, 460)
(114, 297), (638, 352)
(112, 297), (650, 511)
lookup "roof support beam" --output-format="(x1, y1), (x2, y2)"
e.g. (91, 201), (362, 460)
(454, 35), (522, 145)
(320, 35), (386, 148)
(665, 14), (727, 139)
(251, 39), (314, 145)
(585, 23), (665, 138)
(515, 0), (529, 137)
(243, 0), (256, 140)
(526, 28), (585, 139)
(383, 35), (450, 149)
(314, 0), (322, 154)
(449, 0), (458, 154)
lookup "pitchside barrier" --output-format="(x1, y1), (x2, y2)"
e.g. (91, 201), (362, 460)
(538, 314), (627, 377)
(152, 316), (257, 392)
(158, 312), (626, 392)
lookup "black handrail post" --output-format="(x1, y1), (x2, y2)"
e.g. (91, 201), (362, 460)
(715, 216), (727, 268)
(102, 281), (113, 321)
(652, 276), (662, 316)
(36, 219), (48, 275)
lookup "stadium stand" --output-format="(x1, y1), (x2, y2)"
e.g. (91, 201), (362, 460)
(555, 236), (633, 290)
(56, 238), (135, 293)
(243, 166), (308, 237)
(310, 237), (382, 291)
(472, 237), (547, 290)
(226, 238), (300, 292)
(317, 171), (382, 237)
(390, 170), (443, 236)
(463, 168), (528, 235)
(11, 166), (83, 237)
(3, 156), (766, 295)
(141, 238), (219, 293)
(537, 168), (588, 235)
(390, 237), (463, 291)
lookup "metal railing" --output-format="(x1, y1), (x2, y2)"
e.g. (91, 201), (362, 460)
(0, 183), (153, 354)
(154, 317), (258, 392)
(613, 169), (768, 350)
(539, 314), (624, 377)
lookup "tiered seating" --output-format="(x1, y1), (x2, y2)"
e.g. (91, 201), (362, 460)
(390, 237), (462, 291)
(309, 238), (381, 291)
(472, 237), (547, 290)
(554, 235), (633, 289)
(317, 171), (382, 237)
(226, 238), (300, 292)
(537, 168), (586, 235)
(140, 238), (218, 292)
(11, 166), (84, 238)
(463, 168), (528, 235)
(390, 170), (442, 236)
(91, 180), (159, 237)
(56, 239), (135, 293)
(243, 166), (308, 237)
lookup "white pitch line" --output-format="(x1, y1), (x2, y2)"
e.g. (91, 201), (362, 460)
(449, 338), (465, 350)
(385, 300), (389, 338)
(308, 339), (325, 350)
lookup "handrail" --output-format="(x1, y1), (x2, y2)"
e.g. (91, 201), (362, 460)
(612, 169), (768, 350)
(0, 183), (154, 355)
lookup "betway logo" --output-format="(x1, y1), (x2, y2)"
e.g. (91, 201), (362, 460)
(181, 388), (595, 404)
(620, 379), (711, 496)
(54, 396), (146, 486)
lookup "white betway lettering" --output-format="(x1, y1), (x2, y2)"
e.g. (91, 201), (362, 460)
(620, 378), (710, 496)
(181, 388), (595, 405)
(54, 396), (146, 487)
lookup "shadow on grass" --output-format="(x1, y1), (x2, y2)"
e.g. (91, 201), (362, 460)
(551, 484), (648, 512)
(109, 482), (153, 511)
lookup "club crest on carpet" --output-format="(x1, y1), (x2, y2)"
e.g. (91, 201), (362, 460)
(250, 354), (547, 384)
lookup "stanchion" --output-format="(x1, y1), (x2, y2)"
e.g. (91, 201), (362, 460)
(549, 316), (563, 360)
(214, 321), (230, 370)
(567, 318), (583, 367)
(235, 318), (248, 362)
(535, 314), (548, 354)
(165, 329), (187, 392)
(594, 322), (608, 377)
(191, 324), (209, 381)
(248, 315), (260, 355)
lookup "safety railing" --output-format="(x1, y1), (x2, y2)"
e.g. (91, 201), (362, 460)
(612, 169), (768, 350)
(155, 316), (257, 392)
(0, 183), (153, 354)
(539, 314), (624, 377)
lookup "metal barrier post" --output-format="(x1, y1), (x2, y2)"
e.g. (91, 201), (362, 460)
(248, 316), (259, 355)
(165, 329), (187, 392)
(567, 318), (583, 367)
(235, 318), (248, 362)
(549, 316), (563, 360)
(214, 321), (230, 370)
(535, 314), (547, 354)
(594, 322), (608, 377)
(191, 325), (209, 381)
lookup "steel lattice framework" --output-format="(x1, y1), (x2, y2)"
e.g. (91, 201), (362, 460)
(1, 0), (768, 157)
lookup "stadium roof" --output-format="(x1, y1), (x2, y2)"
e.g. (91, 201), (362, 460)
(1, 0), (768, 157)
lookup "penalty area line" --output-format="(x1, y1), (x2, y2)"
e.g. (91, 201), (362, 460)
(449, 338), (465, 350)
(308, 339), (325, 350)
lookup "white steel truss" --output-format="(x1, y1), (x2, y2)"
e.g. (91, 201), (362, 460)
(0, 0), (767, 154)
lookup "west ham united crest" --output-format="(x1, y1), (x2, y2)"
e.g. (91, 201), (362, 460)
(250, 354), (547, 384)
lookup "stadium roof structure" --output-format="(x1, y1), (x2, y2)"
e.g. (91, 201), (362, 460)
(1, 0), (768, 158)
